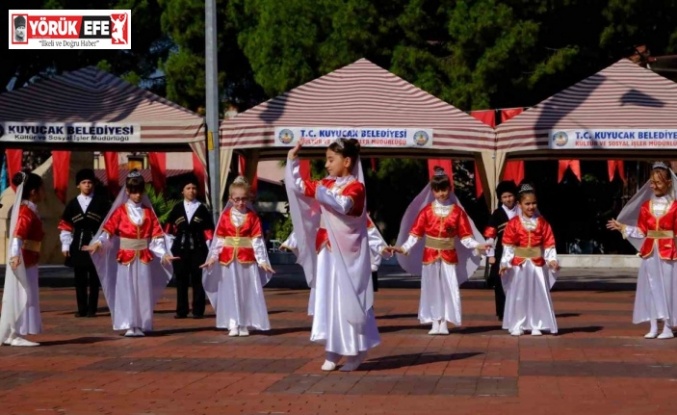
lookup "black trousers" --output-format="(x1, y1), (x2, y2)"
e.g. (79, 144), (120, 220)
(174, 251), (207, 317)
(371, 271), (379, 292)
(488, 262), (506, 320)
(74, 262), (100, 315)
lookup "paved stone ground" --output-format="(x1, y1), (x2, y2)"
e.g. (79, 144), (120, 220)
(1, 267), (676, 414)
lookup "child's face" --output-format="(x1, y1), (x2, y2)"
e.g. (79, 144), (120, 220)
(127, 190), (143, 204)
(650, 171), (671, 197)
(500, 192), (516, 209)
(519, 193), (538, 217)
(230, 187), (248, 211)
(30, 185), (45, 203)
(432, 187), (450, 202)
(325, 149), (351, 177)
(182, 183), (197, 201)
(78, 179), (94, 196)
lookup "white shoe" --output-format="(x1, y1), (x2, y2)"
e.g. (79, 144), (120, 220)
(10, 337), (40, 347)
(228, 328), (239, 337)
(340, 352), (366, 372)
(531, 329), (542, 336)
(658, 330), (674, 340)
(321, 360), (337, 371)
(134, 328), (145, 337)
(428, 320), (440, 335)
(644, 331), (658, 339)
(510, 328), (523, 336)
(438, 321), (449, 335)
(124, 329), (136, 337)
(238, 327), (250, 337)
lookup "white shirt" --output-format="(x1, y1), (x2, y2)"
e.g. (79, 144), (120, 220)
(184, 199), (200, 223)
(77, 193), (93, 213)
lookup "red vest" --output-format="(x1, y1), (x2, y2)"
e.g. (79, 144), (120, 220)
(216, 207), (262, 265)
(303, 177), (366, 217)
(14, 204), (45, 268)
(409, 203), (473, 265)
(502, 216), (556, 267)
(636, 200), (677, 260)
(102, 204), (164, 264)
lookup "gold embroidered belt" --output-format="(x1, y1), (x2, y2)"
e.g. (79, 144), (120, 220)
(514, 246), (542, 258)
(647, 230), (674, 239)
(425, 236), (455, 250)
(224, 236), (253, 248)
(23, 240), (41, 252)
(119, 238), (149, 250)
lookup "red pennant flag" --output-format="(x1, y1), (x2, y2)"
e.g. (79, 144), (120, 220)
(6, 149), (23, 191)
(103, 152), (120, 196)
(238, 155), (258, 194)
(499, 109), (526, 185)
(371, 158), (377, 172)
(558, 160), (581, 183)
(608, 160), (626, 183)
(192, 152), (207, 198)
(470, 110), (497, 197)
(428, 159), (453, 190)
(52, 151), (70, 204)
(148, 152), (167, 193)
(299, 159), (311, 181)
(500, 108), (524, 123)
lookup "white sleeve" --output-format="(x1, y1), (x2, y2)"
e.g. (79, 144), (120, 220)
(149, 237), (167, 258)
(544, 247), (557, 262)
(60, 230), (73, 252)
(368, 227), (387, 257)
(209, 237), (225, 260)
(281, 232), (298, 250)
(315, 185), (353, 215)
(253, 237), (270, 265)
(460, 236), (480, 249)
(10, 238), (22, 257)
(500, 245), (515, 269)
(96, 232), (112, 248)
(401, 234), (421, 254)
(288, 158), (306, 194)
(622, 224), (645, 239)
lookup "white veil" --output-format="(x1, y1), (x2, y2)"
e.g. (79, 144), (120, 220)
(0, 181), (28, 343)
(617, 169), (677, 252)
(89, 189), (173, 319)
(395, 184), (485, 284)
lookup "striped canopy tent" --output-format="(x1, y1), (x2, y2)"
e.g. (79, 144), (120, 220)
(495, 58), (677, 174)
(219, 58), (498, 204)
(0, 65), (207, 158)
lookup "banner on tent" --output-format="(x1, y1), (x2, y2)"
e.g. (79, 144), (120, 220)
(0, 122), (141, 144)
(550, 129), (677, 149)
(274, 127), (433, 148)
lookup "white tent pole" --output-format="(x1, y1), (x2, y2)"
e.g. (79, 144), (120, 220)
(205, 0), (220, 222)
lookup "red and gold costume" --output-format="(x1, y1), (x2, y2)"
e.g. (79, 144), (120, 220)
(303, 178), (365, 217)
(632, 200), (677, 260)
(102, 204), (164, 265)
(501, 216), (556, 267)
(408, 203), (473, 265)
(14, 203), (45, 268)
(214, 207), (262, 265)
(316, 216), (376, 253)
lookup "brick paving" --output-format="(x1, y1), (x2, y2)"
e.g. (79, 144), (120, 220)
(1, 276), (677, 414)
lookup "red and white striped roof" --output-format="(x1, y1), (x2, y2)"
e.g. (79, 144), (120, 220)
(496, 58), (677, 151)
(0, 66), (205, 146)
(220, 58), (495, 154)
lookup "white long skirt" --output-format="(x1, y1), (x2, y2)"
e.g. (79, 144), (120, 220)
(311, 247), (380, 356)
(419, 261), (462, 326)
(112, 261), (156, 331)
(633, 251), (677, 326)
(15, 266), (42, 335)
(207, 261), (270, 331)
(502, 261), (558, 333)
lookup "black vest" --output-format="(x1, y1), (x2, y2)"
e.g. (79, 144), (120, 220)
(62, 194), (111, 265)
(167, 202), (214, 256)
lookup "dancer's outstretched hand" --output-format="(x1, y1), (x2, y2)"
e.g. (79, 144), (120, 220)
(161, 254), (180, 265)
(199, 258), (217, 269)
(9, 256), (21, 270)
(606, 219), (622, 231)
(548, 260), (560, 272)
(260, 263), (276, 274)
(499, 266), (508, 276)
(288, 140), (303, 160)
(82, 243), (101, 254)
(387, 246), (406, 255)
(476, 243), (491, 253)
